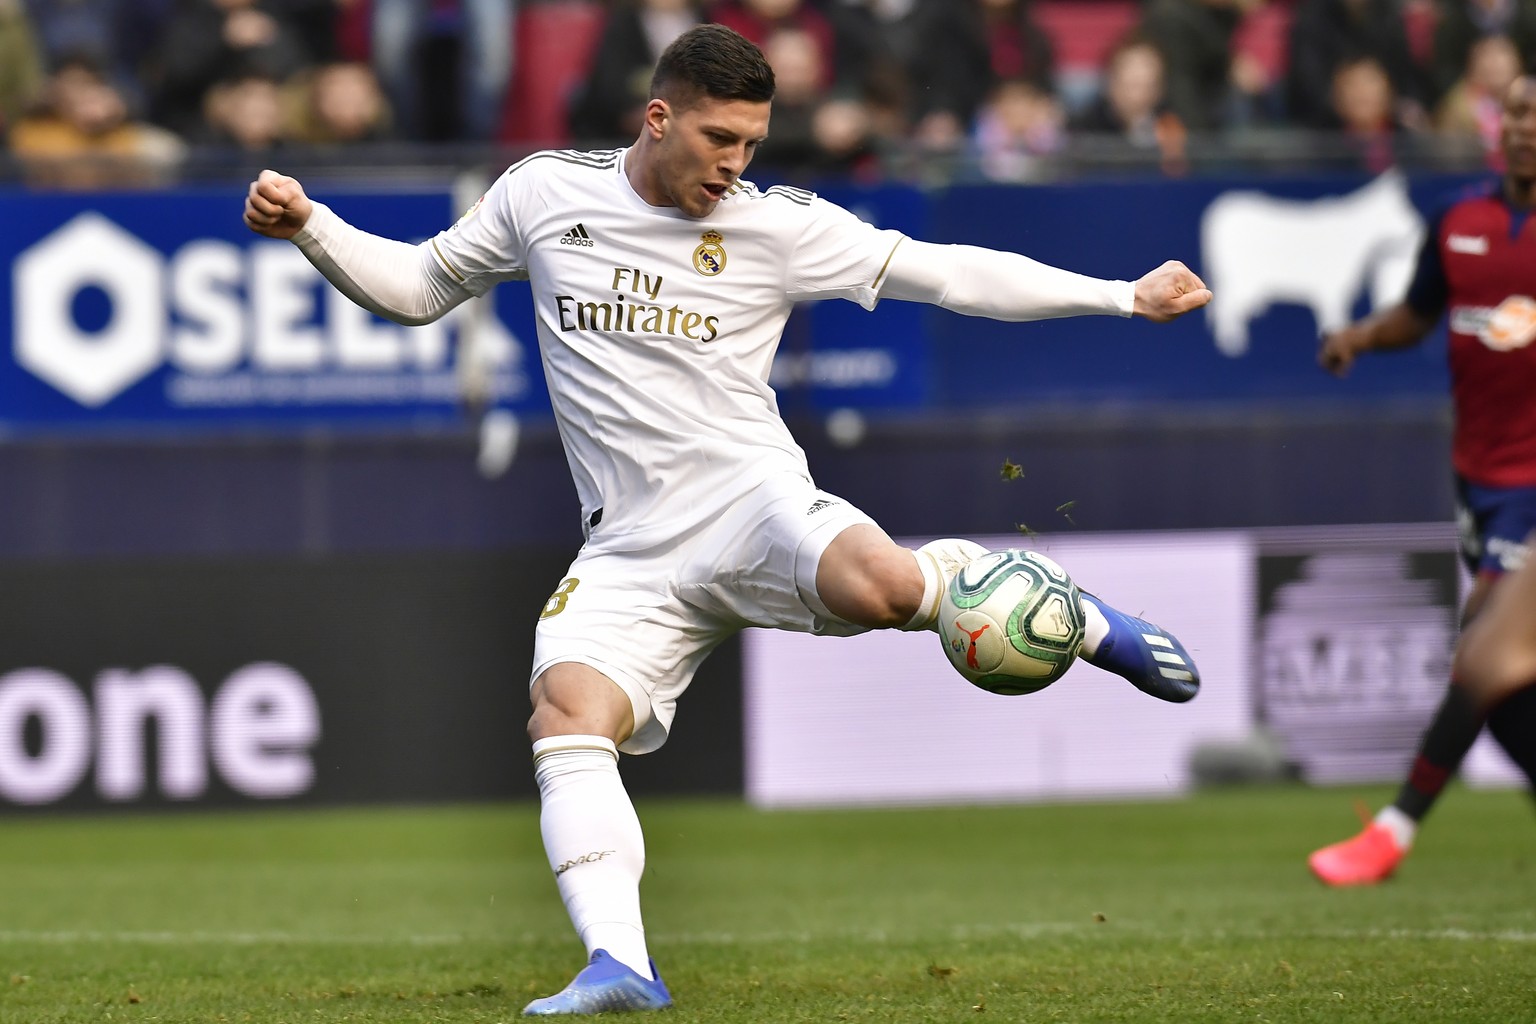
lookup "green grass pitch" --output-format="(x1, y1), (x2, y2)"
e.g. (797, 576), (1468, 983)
(1, 785), (1533, 1023)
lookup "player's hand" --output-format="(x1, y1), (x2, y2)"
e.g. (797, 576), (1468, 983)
(1132, 260), (1212, 322)
(1318, 325), (1368, 377)
(243, 169), (313, 240)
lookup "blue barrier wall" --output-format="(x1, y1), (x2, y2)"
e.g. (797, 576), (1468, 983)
(0, 171), (1468, 560)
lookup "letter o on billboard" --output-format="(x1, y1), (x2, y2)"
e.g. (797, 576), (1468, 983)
(0, 668), (92, 804)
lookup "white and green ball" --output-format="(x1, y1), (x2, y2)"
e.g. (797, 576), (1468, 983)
(938, 549), (1086, 695)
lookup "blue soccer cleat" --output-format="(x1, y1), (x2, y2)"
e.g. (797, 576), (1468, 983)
(1078, 594), (1200, 703)
(522, 949), (672, 1015)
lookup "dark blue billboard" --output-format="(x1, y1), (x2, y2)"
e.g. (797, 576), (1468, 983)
(0, 187), (542, 433)
(0, 170), (1473, 434)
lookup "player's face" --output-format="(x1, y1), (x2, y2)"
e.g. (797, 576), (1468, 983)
(1500, 77), (1536, 182)
(654, 96), (770, 218)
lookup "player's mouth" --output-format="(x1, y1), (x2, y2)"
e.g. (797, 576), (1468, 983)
(702, 182), (729, 201)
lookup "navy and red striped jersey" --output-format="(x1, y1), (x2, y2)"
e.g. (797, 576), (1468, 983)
(1407, 180), (1536, 487)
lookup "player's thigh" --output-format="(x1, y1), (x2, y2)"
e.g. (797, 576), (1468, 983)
(1455, 536), (1536, 706)
(533, 548), (731, 755)
(677, 478), (882, 636)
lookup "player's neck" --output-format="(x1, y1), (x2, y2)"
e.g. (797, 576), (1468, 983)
(624, 138), (670, 210)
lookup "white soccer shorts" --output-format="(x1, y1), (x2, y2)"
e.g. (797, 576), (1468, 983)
(531, 473), (878, 754)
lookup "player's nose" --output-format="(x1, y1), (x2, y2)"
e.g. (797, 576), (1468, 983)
(720, 145), (749, 176)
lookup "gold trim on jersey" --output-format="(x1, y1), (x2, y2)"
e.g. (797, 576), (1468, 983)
(871, 236), (905, 292)
(431, 238), (467, 283)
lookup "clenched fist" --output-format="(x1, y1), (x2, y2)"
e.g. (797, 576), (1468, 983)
(1133, 260), (1212, 323)
(243, 169), (313, 240)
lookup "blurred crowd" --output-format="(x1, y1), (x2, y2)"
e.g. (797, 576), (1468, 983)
(0, 0), (1531, 187)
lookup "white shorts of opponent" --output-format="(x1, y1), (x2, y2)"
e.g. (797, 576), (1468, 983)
(532, 471), (878, 754)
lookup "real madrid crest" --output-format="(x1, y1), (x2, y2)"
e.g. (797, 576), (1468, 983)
(692, 230), (726, 277)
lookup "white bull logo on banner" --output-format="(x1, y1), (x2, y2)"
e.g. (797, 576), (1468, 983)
(1201, 170), (1425, 356)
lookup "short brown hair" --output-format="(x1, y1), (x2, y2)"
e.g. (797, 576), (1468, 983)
(650, 24), (775, 109)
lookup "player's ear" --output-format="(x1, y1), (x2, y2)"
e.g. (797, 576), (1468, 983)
(643, 99), (670, 140)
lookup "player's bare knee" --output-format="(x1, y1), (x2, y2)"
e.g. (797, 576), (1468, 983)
(527, 663), (634, 744)
(528, 702), (631, 745)
(1454, 620), (1536, 707)
(859, 592), (912, 629)
(816, 530), (923, 628)
(527, 702), (581, 743)
(858, 544), (925, 627)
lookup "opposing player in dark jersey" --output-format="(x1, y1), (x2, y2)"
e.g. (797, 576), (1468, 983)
(1309, 74), (1536, 886)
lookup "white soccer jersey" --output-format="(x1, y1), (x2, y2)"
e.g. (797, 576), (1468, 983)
(430, 148), (906, 552)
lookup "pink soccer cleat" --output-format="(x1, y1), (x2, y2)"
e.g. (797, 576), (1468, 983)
(1307, 822), (1406, 886)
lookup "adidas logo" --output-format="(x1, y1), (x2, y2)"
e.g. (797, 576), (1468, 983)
(806, 498), (837, 516)
(1143, 632), (1195, 681)
(559, 223), (595, 247)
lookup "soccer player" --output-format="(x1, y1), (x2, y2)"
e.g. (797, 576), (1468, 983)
(1309, 74), (1536, 887)
(244, 25), (1210, 1015)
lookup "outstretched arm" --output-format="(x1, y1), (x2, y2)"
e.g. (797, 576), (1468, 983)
(244, 169), (470, 326)
(1318, 303), (1436, 377)
(879, 239), (1210, 323)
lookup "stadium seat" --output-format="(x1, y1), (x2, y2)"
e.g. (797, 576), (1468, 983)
(1033, 0), (1140, 74)
(500, 1), (606, 146)
(1032, 0), (1141, 112)
(1233, 2), (1294, 86)
(1402, 0), (1438, 66)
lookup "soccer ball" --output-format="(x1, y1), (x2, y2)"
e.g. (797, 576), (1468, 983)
(938, 549), (1086, 695)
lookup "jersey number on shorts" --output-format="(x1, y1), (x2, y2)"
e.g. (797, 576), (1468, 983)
(540, 577), (581, 619)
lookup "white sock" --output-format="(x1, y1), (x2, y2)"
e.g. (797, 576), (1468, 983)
(1079, 595), (1110, 658)
(903, 548), (945, 631)
(533, 735), (653, 980)
(1374, 805), (1417, 851)
(904, 539), (989, 632)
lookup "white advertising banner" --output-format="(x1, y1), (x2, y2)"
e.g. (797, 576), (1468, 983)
(743, 527), (1521, 809)
(743, 531), (1256, 808)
